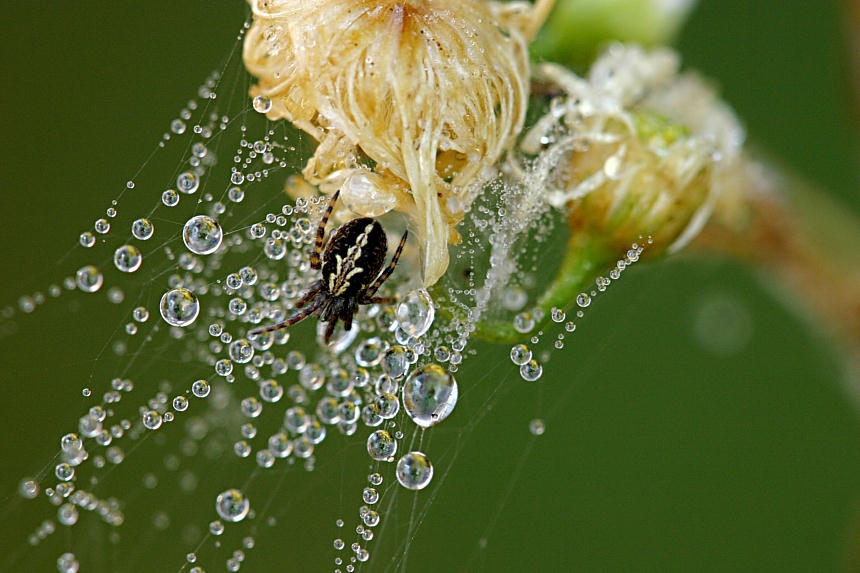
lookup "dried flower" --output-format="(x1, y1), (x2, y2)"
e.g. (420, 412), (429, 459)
(244, 0), (543, 285)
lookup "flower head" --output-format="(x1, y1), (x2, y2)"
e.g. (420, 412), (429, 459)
(244, 0), (536, 285)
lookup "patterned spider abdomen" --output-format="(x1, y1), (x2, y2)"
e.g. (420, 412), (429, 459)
(321, 217), (387, 298)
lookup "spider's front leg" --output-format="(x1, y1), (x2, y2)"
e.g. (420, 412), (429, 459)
(310, 189), (340, 270)
(295, 280), (323, 308)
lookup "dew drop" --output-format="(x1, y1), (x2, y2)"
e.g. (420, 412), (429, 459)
(159, 288), (200, 327)
(395, 289), (435, 338)
(215, 489), (250, 522)
(252, 94), (272, 113)
(161, 189), (179, 206)
(113, 245), (143, 273)
(395, 451), (433, 490)
(519, 359), (543, 382)
(509, 344), (532, 365)
(75, 266), (103, 293)
(402, 364), (458, 428)
(183, 215), (222, 255)
(366, 430), (397, 462)
(131, 218), (154, 240)
(176, 172), (200, 194)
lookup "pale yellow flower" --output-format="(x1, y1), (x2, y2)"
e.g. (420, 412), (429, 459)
(244, 0), (546, 285)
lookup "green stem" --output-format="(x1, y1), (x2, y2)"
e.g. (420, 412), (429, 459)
(473, 234), (616, 343)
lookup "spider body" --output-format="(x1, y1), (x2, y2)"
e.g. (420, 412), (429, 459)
(251, 190), (408, 344)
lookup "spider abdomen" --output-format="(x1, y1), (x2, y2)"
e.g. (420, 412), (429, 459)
(321, 217), (387, 298)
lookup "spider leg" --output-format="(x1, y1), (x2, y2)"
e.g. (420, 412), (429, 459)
(360, 296), (395, 304)
(365, 229), (408, 298)
(250, 296), (323, 336)
(323, 316), (338, 344)
(294, 280), (323, 308)
(311, 189), (340, 270)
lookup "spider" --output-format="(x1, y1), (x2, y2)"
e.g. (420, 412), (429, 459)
(250, 189), (408, 343)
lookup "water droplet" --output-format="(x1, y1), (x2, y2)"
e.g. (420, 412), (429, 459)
(161, 189), (179, 206)
(519, 359), (543, 382)
(576, 293), (591, 308)
(355, 337), (385, 367)
(131, 218), (154, 240)
(395, 451), (433, 490)
(191, 380), (210, 398)
(381, 346), (410, 379)
(513, 312), (535, 333)
(396, 289), (435, 338)
(529, 418), (546, 436)
(79, 232), (95, 248)
(402, 364), (458, 428)
(113, 245), (143, 273)
(366, 430), (397, 462)
(252, 94), (272, 113)
(142, 410), (163, 430)
(215, 489), (250, 522)
(229, 339), (254, 363)
(177, 172), (200, 194)
(509, 344), (532, 365)
(171, 119), (186, 134)
(57, 552), (79, 573)
(18, 478), (39, 499)
(75, 266), (103, 293)
(183, 215), (222, 255)
(159, 288), (200, 327)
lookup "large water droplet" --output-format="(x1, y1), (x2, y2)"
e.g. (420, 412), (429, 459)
(402, 364), (458, 428)
(159, 288), (200, 327)
(396, 289), (435, 338)
(183, 215), (222, 255)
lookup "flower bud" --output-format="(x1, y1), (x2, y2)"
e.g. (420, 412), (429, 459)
(523, 44), (745, 255)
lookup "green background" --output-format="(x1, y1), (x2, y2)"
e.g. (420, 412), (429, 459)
(0, 1), (857, 572)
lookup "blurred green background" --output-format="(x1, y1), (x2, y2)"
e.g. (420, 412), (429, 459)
(0, 1), (857, 572)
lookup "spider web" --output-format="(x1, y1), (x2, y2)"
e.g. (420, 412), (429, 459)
(4, 4), (852, 573)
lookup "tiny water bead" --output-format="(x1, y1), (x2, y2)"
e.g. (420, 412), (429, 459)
(159, 288), (200, 327)
(576, 293), (591, 308)
(402, 364), (458, 428)
(395, 451), (434, 490)
(131, 218), (154, 240)
(216, 489), (250, 522)
(113, 245), (143, 273)
(529, 419), (546, 436)
(395, 289), (435, 338)
(75, 265), (103, 293)
(183, 215), (223, 255)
